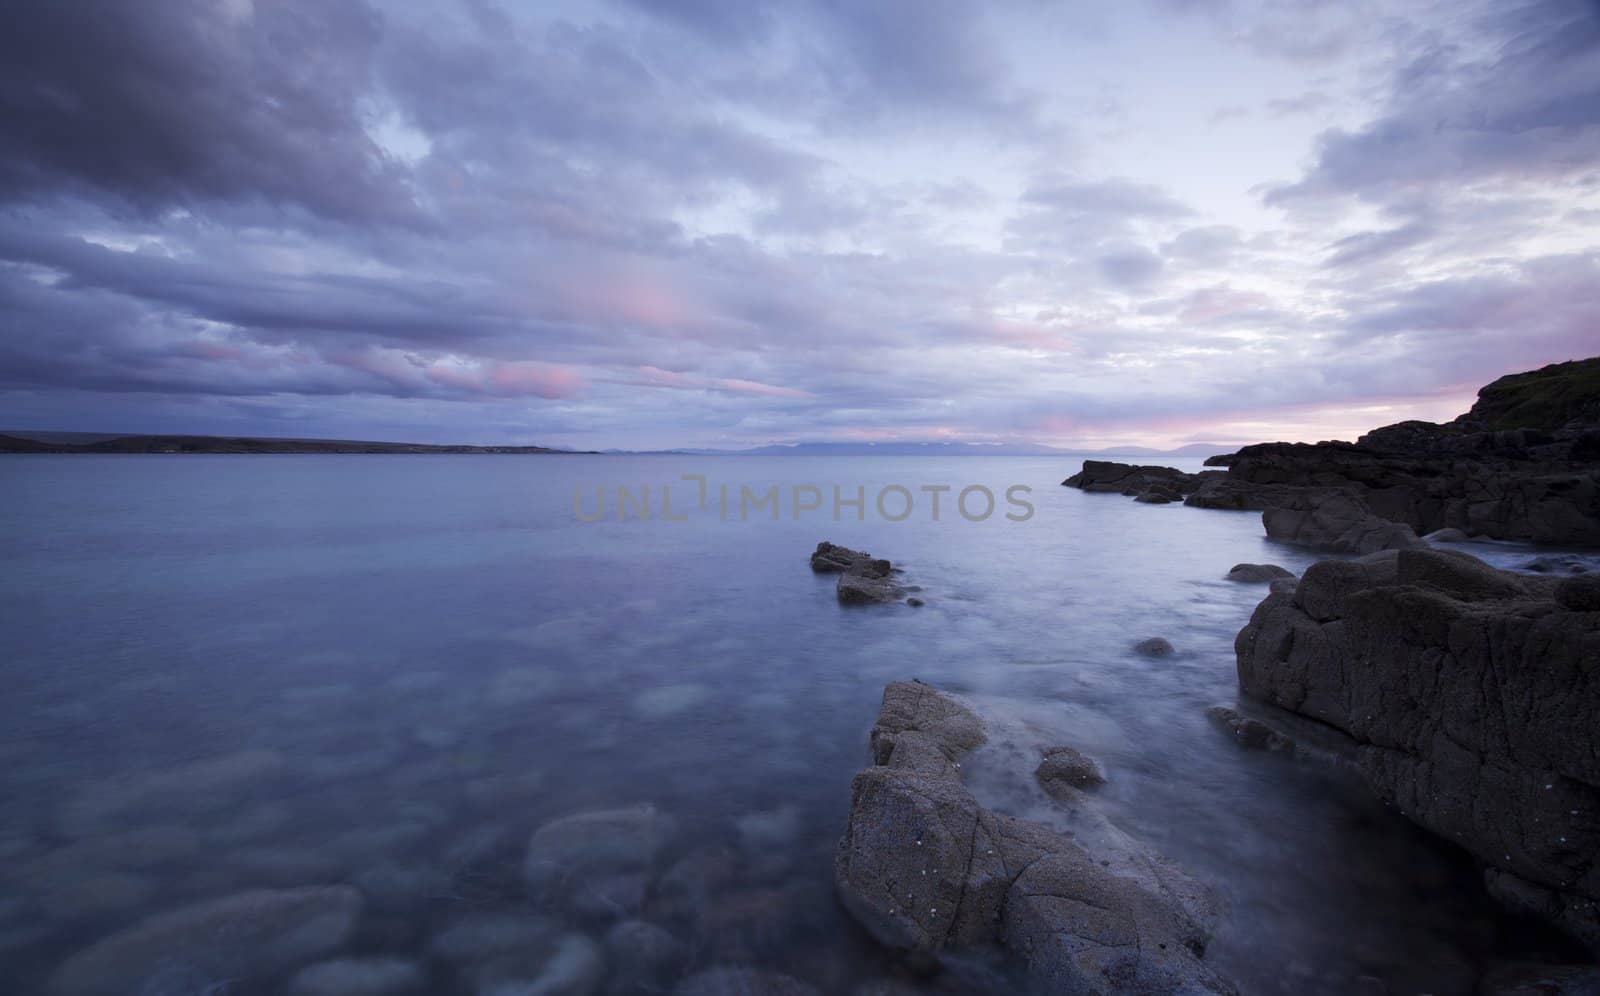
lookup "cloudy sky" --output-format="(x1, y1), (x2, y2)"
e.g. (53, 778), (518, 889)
(1, 0), (1596, 449)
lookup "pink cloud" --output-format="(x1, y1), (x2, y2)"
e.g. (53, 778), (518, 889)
(633, 365), (810, 399)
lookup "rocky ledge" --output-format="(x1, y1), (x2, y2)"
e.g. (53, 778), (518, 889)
(1235, 547), (1600, 952)
(834, 680), (1236, 994)
(1064, 357), (1600, 551)
(811, 541), (914, 605)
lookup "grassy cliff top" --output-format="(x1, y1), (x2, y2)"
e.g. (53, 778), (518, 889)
(1460, 357), (1600, 431)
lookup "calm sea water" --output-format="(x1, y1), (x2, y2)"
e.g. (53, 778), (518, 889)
(0, 455), (1587, 995)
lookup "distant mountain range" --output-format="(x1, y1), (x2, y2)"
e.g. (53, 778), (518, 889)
(2, 430), (1235, 459)
(0, 432), (589, 455)
(632, 441), (1234, 458)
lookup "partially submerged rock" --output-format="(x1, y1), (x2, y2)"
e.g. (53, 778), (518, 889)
(1035, 745), (1106, 797)
(1132, 637), (1174, 657)
(1062, 460), (1213, 498)
(1225, 563), (1294, 584)
(51, 885), (362, 995)
(1204, 706), (1296, 755)
(813, 541), (907, 605)
(835, 680), (1236, 994)
(524, 804), (676, 896)
(1262, 492), (1422, 555)
(1235, 547), (1600, 951)
(286, 957), (426, 996)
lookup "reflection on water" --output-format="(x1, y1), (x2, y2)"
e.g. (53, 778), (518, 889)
(0, 455), (1588, 994)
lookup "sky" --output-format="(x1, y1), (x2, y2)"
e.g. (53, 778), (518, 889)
(0, 0), (1597, 450)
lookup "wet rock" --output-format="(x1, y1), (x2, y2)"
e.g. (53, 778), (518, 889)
(835, 681), (1235, 993)
(656, 844), (741, 921)
(1263, 492), (1423, 554)
(815, 541), (906, 605)
(1035, 745), (1106, 797)
(524, 804), (676, 894)
(58, 750), (285, 835)
(569, 872), (648, 920)
(1225, 563), (1294, 583)
(1521, 554), (1591, 576)
(604, 919), (686, 994)
(675, 967), (820, 996)
(51, 885), (362, 996)
(472, 933), (603, 996)
(811, 541), (875, 573)
(1423, 527), (1473, 543)
(428, 913), (563, 963)
(287, 957), (427, 996)
(1555, 574), (1600, 611)
(1132, 637), (1174, 657)
(1134, 485), (1181, 504)
(1204, 706), (1296, 754)
(1236, 547), (1600, 952)
(1477, 959), (1600, 995)
(1062, 461), (1207, 496)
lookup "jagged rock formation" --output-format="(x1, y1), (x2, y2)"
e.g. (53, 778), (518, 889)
(1061, 460), (1217, 506)
(1235, 548), (1600, 951)
(834, 681), (1237, 994)
(1066, 358), (1600, 550)
(811, 542), (907, 605)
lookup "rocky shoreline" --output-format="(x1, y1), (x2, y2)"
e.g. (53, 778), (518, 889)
(1064, 358), (1600, 554)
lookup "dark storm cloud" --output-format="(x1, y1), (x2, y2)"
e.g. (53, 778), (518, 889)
(0, 0), (419, 224)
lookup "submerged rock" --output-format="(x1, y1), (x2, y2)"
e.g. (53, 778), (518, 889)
(1132, 636), (1174, 657)
(287, 957), (426, 996)
(471, 933), (603, 996)
(604, 919), (687, 994)
(1225, 563), (1294, 584)
(51, 885), (362, 995)
(1035, 745), (1107, 797)
(675, 967), (819, 996)
(524, 804), (675, 893)
(1204, 706), (1296, 755)
(834, 681), (1236, 994)
(58, 749), (286, 835)
(1236, 547), (1600, 952)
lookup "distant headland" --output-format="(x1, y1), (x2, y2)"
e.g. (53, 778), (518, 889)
(0, 432), (593, 455)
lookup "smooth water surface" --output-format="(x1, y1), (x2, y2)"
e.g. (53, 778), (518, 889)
(0, 455), (1586, 994)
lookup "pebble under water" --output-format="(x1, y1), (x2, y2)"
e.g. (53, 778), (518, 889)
(0, 454), (1592, 995)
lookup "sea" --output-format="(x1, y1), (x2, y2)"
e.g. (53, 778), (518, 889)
(1, 454), (1591, 995)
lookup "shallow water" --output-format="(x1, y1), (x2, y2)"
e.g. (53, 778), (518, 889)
(0, 455), (1588, 994)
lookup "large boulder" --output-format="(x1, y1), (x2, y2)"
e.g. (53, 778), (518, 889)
(1235, 547), (1600, 950)
(835, 681), (1235, 994)
(51, 886), (362, 995)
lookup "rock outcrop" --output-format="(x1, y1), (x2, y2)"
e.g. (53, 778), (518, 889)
(835, 681), (1236, 994)
(1035, 745), (1107, 797)
(1066, 359), (1600, 550)
(811, 541), (908, 605)
(1224, 563), (1294, 584)
(1235, 548), (1600, 951)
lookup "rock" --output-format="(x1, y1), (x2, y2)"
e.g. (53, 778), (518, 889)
(1203, 453), (1236, 467)
(51, 886), (362, 995)
(472, 933), (603, 996)
(604, 919), (686, 994)
(287, 957), (426, 996)
(1035, 745), (1106, 796)
(1133, 486), (1178, 504)
(1477, 959), (1600, 995)
(428, 913), (563, 963)
(814, 541), (906, 605)
(656, 845), (741, 921)
(1423, 527), (1473, 543)
(59, 750), (286, 835)
(568, 872), (648, 920)
(1132, 637), (1174, 657)
(1521, 554), (1591, 575)
(906, 597), (924, 607)
(811, 541), (872, 573)
(1555, 574), (1600, 611)
(1263, 492), (1423, 554)
(524, 804), (675, 894)
(834, 681), (1235, 994)
(1225, 563), (1294, 583)
(675, 967), (819, 996)
(1204, 706), (1296, 754)
(1062, 460), (1208, 496)
(1235, 547), (1600, 951)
